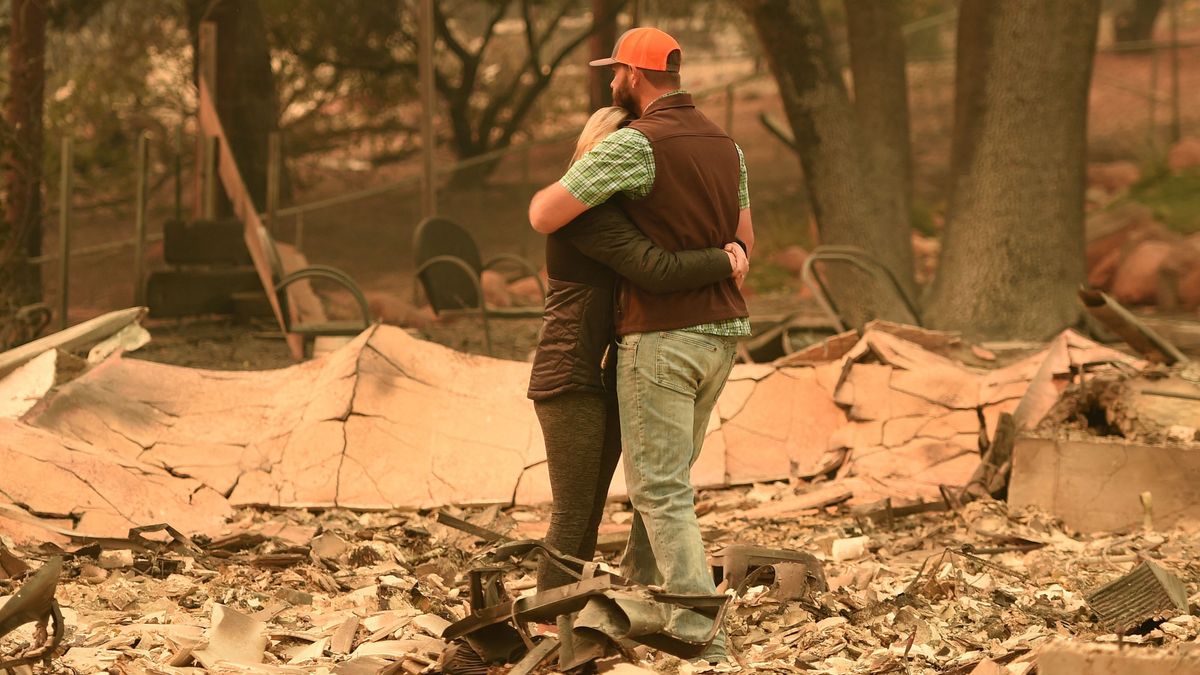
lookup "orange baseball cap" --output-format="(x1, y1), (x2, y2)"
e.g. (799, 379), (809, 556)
(589, 27), (681, 72)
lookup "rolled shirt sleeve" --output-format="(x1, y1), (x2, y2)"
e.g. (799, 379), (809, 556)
(736, 144), (750, 210)
(558, 128), (656, 207)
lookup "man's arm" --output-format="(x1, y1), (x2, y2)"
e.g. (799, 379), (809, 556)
(733, 144), (754, 257)
(736, 207), (754, 258)
(527, 128), (655, 234)
(529, 183), (589, 234)
(561, 203), (735, 294)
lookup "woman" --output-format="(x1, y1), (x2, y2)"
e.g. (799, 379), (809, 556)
(527, 106), (746, 591)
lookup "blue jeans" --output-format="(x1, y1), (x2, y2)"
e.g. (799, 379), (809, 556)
(616, 329), (737, 654)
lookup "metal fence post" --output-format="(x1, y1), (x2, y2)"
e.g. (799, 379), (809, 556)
(294, 210), (305, 254)
(58, 137), (73, 330)
(1169, 0), (1182, 144)
(202, 135), (218, 220)
(726, 83), (736, 138)
(134, 131), (150, 307)
(174, 123), (183, 221)
(419, 0), (437, 218)
(267, 131), (281, 234)
(1148, 46), (1160, 155)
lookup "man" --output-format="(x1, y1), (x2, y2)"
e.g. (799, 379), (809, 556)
(528, 27), (752, 662)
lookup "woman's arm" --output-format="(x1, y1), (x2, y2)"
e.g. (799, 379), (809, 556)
(558, 203), (734, 294)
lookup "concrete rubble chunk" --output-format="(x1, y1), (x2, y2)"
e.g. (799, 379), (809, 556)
(1037, 640), (1200, 675)
(0, 350), (58, 419)
(191, 604), (268, 669)
(1009, 438), (1200, 532)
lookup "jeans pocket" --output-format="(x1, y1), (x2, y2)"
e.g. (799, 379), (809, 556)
(653, 333), (710, 395)
(660, 330), (719, 352)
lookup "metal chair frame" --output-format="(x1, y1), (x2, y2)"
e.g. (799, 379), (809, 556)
(412, 217), (545, 356)
(256, 226), (372, 339)
(800, 245), (922, 332)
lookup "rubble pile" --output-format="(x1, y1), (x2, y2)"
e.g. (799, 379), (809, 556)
(0, 311), (1197, 672)
(0, 493), (1196, 673)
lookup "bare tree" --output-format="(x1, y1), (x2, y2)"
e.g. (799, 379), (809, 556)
(186, 0), (288, 213)
(434, 0), (627, 185)
(844, 0), (914, 297)
(2, 0), (48, 319)
(275, 1), (626, 184)
(740, 0), (914, 327)
(923, 0), (1101, 340)
(589, 0), (621, 110)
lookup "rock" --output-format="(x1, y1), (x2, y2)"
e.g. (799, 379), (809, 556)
(1087, 161), (1141, 194)
(770, 245), (809, 276)
(1110, 240), (1174, 305)
(98, 549), (135, 569)
(831, 535), (869, 562)
(911, 233), (940, 286)
(364, 292), (411, 325)
(507, 276), (544, 307)
(311, 532), (350, 560)
(480, 270), (511, 308)
(79, 563), (108, 584)
(276, 588), (314, 606)
(1167, 137), (1200, 173)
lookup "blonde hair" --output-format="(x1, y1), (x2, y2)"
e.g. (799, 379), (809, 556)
(571, 106), (631, 164)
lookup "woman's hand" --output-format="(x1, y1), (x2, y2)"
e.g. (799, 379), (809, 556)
(724, 243), (749, 289)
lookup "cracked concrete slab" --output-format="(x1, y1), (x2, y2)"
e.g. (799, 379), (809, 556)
(16, 324), (1141, 516)
(0, 419), (231, 542)
(29, 327), (544, 511)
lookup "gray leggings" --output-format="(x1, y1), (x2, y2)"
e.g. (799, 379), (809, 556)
(533, 391), (622, 591)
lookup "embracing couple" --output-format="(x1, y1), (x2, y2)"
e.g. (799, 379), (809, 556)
(525, 27), (753, 662)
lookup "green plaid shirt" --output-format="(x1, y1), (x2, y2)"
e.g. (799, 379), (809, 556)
(560, 91), (751, 337)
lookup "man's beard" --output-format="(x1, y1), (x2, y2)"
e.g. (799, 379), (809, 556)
(614, 84), (639, 118)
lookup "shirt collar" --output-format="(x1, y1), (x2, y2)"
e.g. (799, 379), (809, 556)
(644, 89), (688, 113)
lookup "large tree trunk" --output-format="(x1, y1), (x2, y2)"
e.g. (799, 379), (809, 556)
(2, 0), (47, 317)
(844, 0), (914, 298)
(1114, 0), (1163, 45)
(187, 0), (288, 215)
(923, 0), (1101, 340)
(588, 0), (620, 110)
(740, 0), (914, 329)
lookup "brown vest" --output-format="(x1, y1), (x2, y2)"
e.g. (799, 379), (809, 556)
(616, 93), (748, 335)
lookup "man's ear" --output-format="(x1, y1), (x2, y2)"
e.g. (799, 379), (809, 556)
(628, 66), (641, 89)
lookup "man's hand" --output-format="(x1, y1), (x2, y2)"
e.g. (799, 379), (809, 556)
(724, 242), (749, 289)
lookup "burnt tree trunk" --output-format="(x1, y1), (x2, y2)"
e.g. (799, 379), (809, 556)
(923, 0), (1101, 340)
(2, 0), (47, 314)
(589, 0), (620, 110)
(741, 0), (913, 328)
(844, 0), (914, 298)
(187, 0), (288, 215)
(1114, 0), (1163, 45)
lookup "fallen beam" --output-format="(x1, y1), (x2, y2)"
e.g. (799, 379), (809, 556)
(0, 307), (146, 378)
(1079, 288), (1188, 364)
